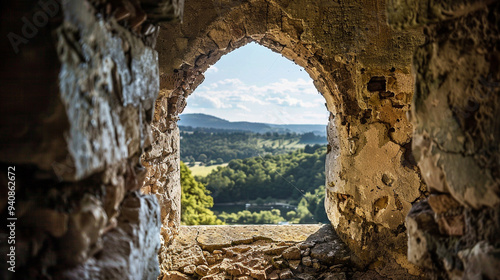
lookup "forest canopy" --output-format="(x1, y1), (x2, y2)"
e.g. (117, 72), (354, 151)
(180, 161), (223, 225)
(180, 128), (326, 165)
(198, 145), (326, 203)
(179, 127), (329, 225)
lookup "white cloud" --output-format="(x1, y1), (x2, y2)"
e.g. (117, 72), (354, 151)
(205, 66), (219, 74)
(189, 77), (326, 123)
(239, 95), (267, 105)
(218, 78), (244, 86)
(193, 78), (324, 108)
(183, 42), (332, 124)
(266, 97), (290, 106)
(257, 78), (318, 95)
(236, 104), (251, 112)
(265, 95), (320, 108)
(190, 94), (232, 109)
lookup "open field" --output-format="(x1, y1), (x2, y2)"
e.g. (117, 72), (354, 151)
(256, 138), (305, 149)
(190, 163), (228, 176)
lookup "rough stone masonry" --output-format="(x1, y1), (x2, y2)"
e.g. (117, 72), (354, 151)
(0, 0), (498, 279)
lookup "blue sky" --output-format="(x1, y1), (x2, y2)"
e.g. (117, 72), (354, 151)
(182, 42), (329, 124)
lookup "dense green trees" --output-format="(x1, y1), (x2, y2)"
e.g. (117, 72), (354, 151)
(179, 130), (330, 225)
(180, 129), (326, 164)
(303, 185), (329, 222)
(180, 161), (223, 225)
(218, 209), (285, 224)
(213, 185), (328, 224)
(198, 145), (327, 203)
(287, 185), (329, 223)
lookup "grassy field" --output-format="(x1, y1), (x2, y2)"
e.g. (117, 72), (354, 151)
(190, 163), (228, 176)
(257, 138), (305, 149)
(187, 139), (305, 177)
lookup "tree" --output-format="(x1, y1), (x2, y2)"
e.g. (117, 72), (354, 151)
(296, 197), (314, 223)
(200, 146), (327, 203)
(180, 161), (223, 225)
(255, 197), (265, 206)
(304, 144), (314, 154)
(286, 210), (298, 221)
(218, 209), (285, 224)
(303, 185), (329, 223)
(197, 153), (208, 163)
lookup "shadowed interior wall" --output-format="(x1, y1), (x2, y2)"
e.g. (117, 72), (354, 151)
(388, 1), (500, 278)
(0, 1), (181, 279)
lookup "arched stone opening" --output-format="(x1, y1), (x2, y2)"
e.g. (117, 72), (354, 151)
(2, 0), (499, 279)
(141, 0), (426, 275)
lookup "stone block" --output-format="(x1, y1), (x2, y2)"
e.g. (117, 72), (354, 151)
(282, 246), (301, 260)
(279, 269), (294, 279)
(195, 265), (209, 276)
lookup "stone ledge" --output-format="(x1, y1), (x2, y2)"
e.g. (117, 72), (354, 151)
(180, 225), (324, 251)
(161, 224), (353, 280)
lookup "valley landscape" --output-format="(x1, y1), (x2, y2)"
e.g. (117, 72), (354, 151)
(179, 114), (329, 225)
(3, 1), (498, 278)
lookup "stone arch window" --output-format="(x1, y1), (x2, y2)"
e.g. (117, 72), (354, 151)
(181, 41), (328, 126)
(177, 41), (330, 225)
(140, 0), (425, 273)
(3, 0), (499, 278)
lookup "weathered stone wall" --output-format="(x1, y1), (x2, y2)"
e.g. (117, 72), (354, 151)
(148, 0), (425, 275)
(387, 0), (500, 278)
(3, 0), (498, 279)
(0, 0), (182, 279)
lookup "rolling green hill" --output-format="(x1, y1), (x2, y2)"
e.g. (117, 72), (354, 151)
(180, 129), (326, 165)
(178, 114), (329, 225)
(178, 113), (327, 137)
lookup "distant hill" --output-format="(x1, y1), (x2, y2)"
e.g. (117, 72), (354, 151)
(178, 113), (326, 137)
